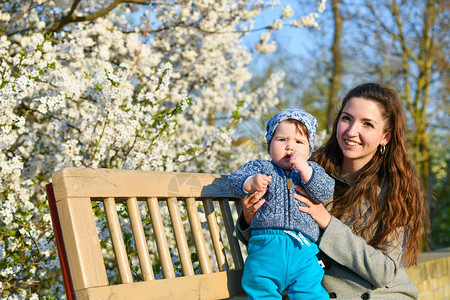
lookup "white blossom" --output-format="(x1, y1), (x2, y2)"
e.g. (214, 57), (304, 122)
(0, 11), (10, 21)
(0, 0), (325, 297)
(318, 0), (327, 13)
(270, 19), (283, 30)
(255, 32), (277, 54)
(282, 5), (295, 19)
(291, 12), (321, 28)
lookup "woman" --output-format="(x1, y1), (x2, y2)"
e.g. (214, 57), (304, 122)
(235, 83), (429, 299)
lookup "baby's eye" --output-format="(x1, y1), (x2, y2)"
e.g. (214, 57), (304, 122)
(296, 140), (303, 144)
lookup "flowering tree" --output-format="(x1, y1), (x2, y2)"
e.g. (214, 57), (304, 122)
(0, 0), (326, 298)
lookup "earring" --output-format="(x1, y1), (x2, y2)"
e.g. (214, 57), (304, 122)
(380, 145), (386, 155)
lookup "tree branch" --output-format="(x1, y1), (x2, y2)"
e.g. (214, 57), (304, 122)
(47, 0), (151, 33)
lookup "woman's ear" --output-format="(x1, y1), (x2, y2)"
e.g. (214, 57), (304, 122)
(381, 131), (392, 146)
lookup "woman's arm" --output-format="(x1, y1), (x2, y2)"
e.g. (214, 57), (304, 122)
(295, 188), (407, 288)
(319, 216), (407, 288)
(235, 212), (251, 246)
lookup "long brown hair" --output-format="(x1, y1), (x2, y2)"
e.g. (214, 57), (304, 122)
(312, 83), (429, 266)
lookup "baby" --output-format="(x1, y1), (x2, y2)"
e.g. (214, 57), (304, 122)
(227, 108), (334, 299)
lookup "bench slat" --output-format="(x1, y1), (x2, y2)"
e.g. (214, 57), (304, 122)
(104, 197), (133, 283)
(52, 168), (232, 198)
(186, 197), (213, 274)
(167, 197), (195, 276)
(146, 197), (176, 279)
(127, 197), (155, 281)
(204, 199), (229, 271)
(220, 200), (245, 270)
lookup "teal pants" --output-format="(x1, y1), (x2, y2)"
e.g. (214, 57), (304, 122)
(242, 229), (328, 300)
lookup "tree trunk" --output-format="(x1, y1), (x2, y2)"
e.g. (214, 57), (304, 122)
(326, 0), (343, 133)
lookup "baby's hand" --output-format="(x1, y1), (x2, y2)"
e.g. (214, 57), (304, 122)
(244, 174), (271, 193)
(289, 151), (309, 172)
(289, 152), (312, 182)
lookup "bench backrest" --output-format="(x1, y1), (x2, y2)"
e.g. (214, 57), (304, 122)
(47, 167), (245, 299)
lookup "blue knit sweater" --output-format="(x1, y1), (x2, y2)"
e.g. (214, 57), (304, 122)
(227, 159), (334, 242)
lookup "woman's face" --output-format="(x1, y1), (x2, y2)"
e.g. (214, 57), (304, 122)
(336, 97), (391, 169)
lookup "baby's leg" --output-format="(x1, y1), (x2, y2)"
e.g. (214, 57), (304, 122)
(242, 230), (290, 299)
(286, 237), (328, 300)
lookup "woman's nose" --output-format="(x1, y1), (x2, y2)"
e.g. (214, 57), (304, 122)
(346, 123), (358, 136)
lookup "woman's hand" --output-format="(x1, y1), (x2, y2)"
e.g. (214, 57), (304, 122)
(242, 190), (266, 226)
(294, 185), (332, 229)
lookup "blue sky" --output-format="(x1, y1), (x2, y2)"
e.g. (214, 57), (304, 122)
(242, 1), (332, 74)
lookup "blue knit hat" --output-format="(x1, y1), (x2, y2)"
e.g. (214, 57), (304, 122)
(265, 108), (318, 156)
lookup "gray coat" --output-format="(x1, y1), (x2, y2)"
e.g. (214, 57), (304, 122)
(235, 176), (418, 299)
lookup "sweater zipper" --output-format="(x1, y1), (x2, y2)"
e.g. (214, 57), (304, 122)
(286, 171), (293, 229)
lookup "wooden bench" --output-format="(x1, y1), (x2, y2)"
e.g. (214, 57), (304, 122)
(46, 167), (246, 300)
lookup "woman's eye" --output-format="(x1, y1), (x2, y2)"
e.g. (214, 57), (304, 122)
(341, 115), (351, 121)
(364, 122), (374, 128)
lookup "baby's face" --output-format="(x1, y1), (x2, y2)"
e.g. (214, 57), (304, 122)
(269, 120), (310, 170)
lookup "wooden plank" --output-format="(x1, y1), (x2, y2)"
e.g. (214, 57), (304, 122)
(104, 197), (133, 283)
(126, 197), (154, 281)
(54, 195), (108, 291)
(186, 197), (212, 274)
(146, 197), (175, 279)
(52, 168), (233, 198)
(45, 183), (75, 300)
(203, 199), (228, 271)
(220, 200), (244, 270)
(75, 270), (245, 300)
(167, 197), (195, 276)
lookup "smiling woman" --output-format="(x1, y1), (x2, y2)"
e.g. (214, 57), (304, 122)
(336, 97), (392, 186)
(236, 83), (429, 299)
